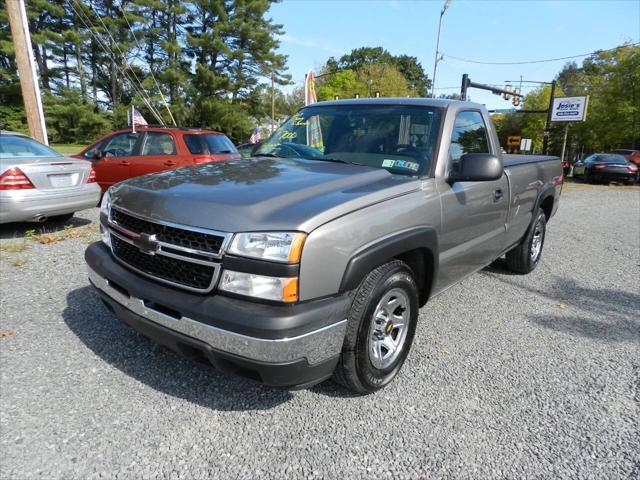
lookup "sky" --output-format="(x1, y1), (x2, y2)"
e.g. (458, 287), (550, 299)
(269, 0), (640, 109)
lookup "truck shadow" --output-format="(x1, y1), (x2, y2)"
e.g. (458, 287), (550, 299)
(0, 216), (91, 239)
(480, 273), (640, 344)
(63, 286), (295, 411)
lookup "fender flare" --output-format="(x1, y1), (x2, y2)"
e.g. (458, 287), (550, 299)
(339, 227), (439, 297)
(533, 184), (556, 219)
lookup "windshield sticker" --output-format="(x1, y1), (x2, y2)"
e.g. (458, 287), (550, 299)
(291, 112), (306, 126)
(382, 159), (420, 172)
(280, 131), (297, 141)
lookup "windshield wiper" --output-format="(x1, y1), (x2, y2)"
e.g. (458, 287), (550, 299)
(313, 157), (369, 167)
(254, 152), (286, 158)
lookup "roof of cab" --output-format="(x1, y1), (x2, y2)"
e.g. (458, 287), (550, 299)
(307, 97), (485, 110)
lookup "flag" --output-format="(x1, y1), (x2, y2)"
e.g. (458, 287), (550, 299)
(304, 69), (323, 151)
(249, 127), (261, 144)
(132, 107), (148, 126)
(304, 70), (317, 106)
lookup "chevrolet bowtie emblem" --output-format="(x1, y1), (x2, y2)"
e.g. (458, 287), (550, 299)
(133, 233), (159, 255)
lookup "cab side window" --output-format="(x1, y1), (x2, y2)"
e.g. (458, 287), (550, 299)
(449, 111), (490, 173)
(141, 132), (177, 156)
(101, 133), (138, 157)
(84, 141), (104, 159)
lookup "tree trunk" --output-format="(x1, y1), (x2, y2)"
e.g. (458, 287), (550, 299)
(75, 41), (87, 102)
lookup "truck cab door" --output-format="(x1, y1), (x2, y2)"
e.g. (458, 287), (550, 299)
(435, 110), (509, 291)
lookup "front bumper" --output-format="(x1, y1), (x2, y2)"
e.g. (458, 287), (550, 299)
(85, 242), (350, 388)
(0, 184), (101, 223)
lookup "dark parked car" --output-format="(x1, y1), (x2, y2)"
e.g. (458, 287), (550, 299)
(572, 154), (638, 184)
(73, 127), (240, 192)
(611, 149), (640, 167)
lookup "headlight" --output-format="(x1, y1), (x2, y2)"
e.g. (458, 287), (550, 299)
(100, 189), (112, 217)
(228, 232), (306, 263)
(99, 190), (112, 246)
(219, 270), (298, 303)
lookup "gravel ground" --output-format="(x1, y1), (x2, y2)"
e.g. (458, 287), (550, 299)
(1, 182), (639, 479)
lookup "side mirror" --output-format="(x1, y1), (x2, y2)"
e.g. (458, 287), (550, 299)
(250, 141), (263, 156)
(448, 153), (503, 183)
(92, 149), (102, 160)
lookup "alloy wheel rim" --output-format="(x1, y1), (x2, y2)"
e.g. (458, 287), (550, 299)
(367, 288), (410, 370)
(530, 221), (544, 261)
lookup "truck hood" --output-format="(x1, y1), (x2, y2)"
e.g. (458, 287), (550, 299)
(110, 157), (420, 232)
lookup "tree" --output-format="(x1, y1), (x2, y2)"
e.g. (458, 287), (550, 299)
(326, 46), (431, 97)
(355, 63), (413, 97)
(316, 69), (363, 101)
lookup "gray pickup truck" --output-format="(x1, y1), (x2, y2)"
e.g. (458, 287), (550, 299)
(85, 99), (562, 393)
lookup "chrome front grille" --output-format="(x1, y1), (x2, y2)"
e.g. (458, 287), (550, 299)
(110, 208), (225, 255)
(107, 207), (230, 293)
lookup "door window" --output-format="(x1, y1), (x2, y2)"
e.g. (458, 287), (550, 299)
(141, 132), (177, 156)
(101, 133), (138, 157)
(449, 111), (490, 173)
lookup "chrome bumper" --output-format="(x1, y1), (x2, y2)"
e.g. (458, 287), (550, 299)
(88, 265), (347, 365)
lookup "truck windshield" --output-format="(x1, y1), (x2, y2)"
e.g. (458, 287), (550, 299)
(255, 104), (442, 176)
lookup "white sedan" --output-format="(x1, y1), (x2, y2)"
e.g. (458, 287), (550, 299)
(0, 131), (101, 224)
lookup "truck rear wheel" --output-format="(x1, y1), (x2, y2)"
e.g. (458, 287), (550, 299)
(333, 260), (419, 394)
(505, 210), (547, 274)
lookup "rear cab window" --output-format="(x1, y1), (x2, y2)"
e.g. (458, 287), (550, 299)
(184, 134), (238, 155)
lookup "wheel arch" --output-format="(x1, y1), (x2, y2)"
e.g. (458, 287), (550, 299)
(339, 227), (438, 307)
(535, 186), (556, 220)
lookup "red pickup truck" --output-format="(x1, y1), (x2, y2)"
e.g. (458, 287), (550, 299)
(73, 127), (241, 192)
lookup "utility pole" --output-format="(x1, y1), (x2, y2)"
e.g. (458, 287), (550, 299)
(542, 79), (556, 155)
(6, 0), (48, 144)
(431, 0), (452, 97)
(560, 124), (569, 163)
(271, 71), (275, 134)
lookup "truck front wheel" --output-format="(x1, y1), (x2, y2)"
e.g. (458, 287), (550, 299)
(505, 210), (547, 274)
(333, 260), (419, 394)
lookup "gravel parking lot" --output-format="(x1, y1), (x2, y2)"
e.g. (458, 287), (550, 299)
(1, 182), (639, 479)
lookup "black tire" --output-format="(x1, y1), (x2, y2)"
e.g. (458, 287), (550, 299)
(333, 260), (419, 394)
(48, 213), (74, 223)
(583, 169), (591, 183)
(505, 209), (547, 274)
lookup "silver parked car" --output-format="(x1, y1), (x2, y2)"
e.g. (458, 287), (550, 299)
(0, 131), (101, 224)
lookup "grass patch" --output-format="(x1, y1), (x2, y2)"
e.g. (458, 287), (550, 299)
(51, 143), (86, 155)
(0, 239), (31, 253)
(12, 258), (27, 267)
(32, 224), (99, 245)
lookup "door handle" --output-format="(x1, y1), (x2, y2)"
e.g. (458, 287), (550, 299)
(164, 161), (177, 167)
(494, 188), (504, 201)
(119, 160), (130, 166)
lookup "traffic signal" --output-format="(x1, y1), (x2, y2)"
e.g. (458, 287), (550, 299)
(503, 85), (511, 100)
(512, 88), (521, 107)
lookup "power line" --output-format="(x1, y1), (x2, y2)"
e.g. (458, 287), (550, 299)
(442, 42), (639, 65)
(87, 2), (165, 124)
(69, 0), (164, 124)
(118, 2), (176, 126)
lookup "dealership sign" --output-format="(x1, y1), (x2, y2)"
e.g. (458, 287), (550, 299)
(551, 96), (589, 122)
